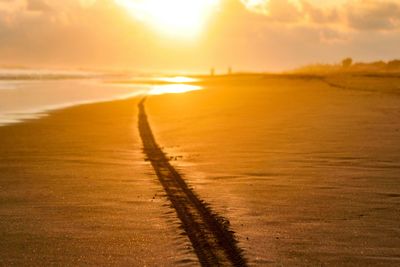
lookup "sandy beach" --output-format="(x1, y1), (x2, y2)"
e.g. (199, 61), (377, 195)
(1, 75), (400, 266)
(3, 0), (400, 265)
(146, 75), (400, 266)
(0, 97), (197, 266)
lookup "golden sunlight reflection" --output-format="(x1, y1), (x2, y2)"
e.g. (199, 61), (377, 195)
(148, 84), (202, 95)
(156, 76), (199, 83)
(115, 0), (220, 38)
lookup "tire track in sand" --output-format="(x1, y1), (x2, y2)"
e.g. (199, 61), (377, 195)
(138, 99), (247, 267)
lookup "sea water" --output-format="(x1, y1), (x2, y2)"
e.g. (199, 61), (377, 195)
(0, 70), (149, 126)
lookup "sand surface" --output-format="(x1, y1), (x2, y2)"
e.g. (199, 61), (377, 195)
(146, 75), (400, 266)
(1, 75), (399, 266)
(0, 98), (198, 266)
(138, 99), (246, 266)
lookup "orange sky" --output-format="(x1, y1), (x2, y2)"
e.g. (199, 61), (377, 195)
(0, 0), (400, 72)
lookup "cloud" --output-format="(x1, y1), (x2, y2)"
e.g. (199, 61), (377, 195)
(0, 0), (399, 71)
(319, 28), (348, 44)
(27, 0), (52, 12)
(300, 1), (339, 24)
(240, 0), (400, 32)
(346, 0), (400, 30)
(240, 0), (302, 22)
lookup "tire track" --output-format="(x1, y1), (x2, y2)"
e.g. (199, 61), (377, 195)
(138, 99), (247, 267)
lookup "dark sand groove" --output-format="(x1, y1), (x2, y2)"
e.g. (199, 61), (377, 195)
(138, 99), (247, 267)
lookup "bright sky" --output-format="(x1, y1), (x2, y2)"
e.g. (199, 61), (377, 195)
(0, 0), (399, 72)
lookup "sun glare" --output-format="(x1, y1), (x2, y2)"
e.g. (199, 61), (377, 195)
(115, 0), (220, 38)
(148, 84), (202, 95)
(156, 76), (199, 83)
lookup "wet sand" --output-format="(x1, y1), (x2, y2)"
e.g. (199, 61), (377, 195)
(1, 75), (400, 266)
(146, 75), (400, 266)
(138, 99), (246, 266)
(0, 98), (198, 266)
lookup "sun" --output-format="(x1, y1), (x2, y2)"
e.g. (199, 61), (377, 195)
(116, 0), (220, 38)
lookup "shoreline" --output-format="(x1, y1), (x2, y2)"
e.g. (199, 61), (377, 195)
(0, 95), (196, 266)
(0, 88), (146, 128)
